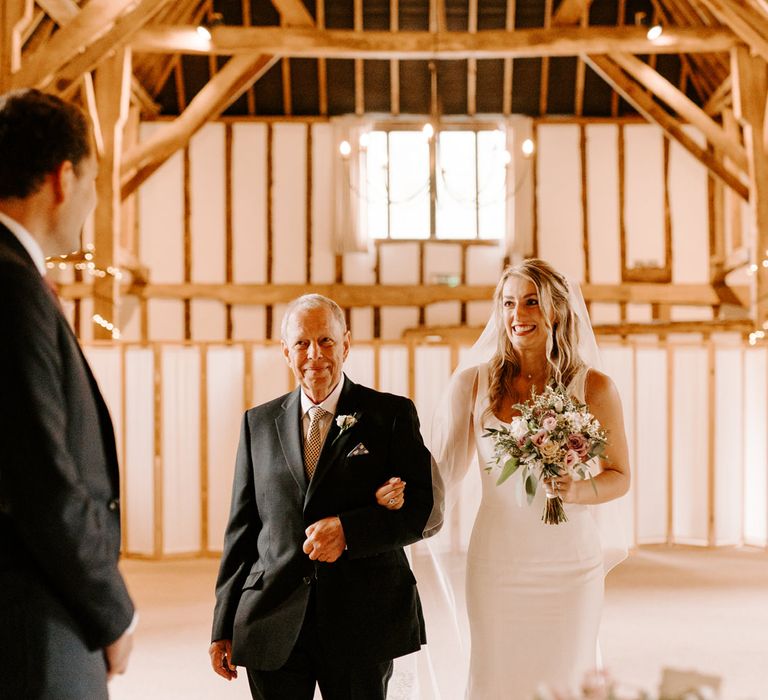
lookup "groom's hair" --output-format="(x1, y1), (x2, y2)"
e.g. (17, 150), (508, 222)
(0, 89), (92, 199)
(281, 294), (347, 340)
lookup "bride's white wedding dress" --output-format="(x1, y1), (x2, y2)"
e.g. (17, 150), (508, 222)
(464, 363), (604, 699)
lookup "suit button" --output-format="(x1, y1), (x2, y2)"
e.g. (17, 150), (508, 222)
(108, 498), (120, 512)
(302, 576), (312, 585)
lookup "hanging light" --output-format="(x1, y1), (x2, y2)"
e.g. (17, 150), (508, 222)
(339, 140), (352, 158)
(521, 138), (535, 157)
(422, 123), (434, 140)
(646, 24), (663, 41)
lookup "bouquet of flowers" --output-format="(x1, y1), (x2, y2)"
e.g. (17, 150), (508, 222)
(483, 384), (607, 524)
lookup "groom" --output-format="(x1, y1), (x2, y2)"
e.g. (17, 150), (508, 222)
(209, 294), (433, 699)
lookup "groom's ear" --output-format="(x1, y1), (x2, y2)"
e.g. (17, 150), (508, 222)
(342, 330), (351, 361)
(280, 340), (290, 365)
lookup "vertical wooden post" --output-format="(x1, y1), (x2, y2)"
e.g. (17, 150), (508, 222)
(0, 1), (32, 93)
(93, 47), (131, 339)
(732, 46), (768, 328)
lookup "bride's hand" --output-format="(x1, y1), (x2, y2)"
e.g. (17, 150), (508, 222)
(545, 474), (577, 503)
(375, 477), (406, 510)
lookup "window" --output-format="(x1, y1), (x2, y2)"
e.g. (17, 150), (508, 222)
(363, 125), (509, 241)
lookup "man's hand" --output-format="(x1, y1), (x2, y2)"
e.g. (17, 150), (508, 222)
(209, 639), (238, 680)
(104, 629), (133, 680)
(302, 516), (346, 562)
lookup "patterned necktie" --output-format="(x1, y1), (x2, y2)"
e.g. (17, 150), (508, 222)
(304, 406), (327, 480)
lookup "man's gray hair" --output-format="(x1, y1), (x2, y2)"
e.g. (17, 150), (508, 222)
(280, 294), (347, 340)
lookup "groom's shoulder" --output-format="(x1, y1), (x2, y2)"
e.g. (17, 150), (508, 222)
(245, 391), (295, 418)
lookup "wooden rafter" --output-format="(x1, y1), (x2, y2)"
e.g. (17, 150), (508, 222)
(609, 52), (747, 171)
(390, 0), (399, 115)
(1, 0), (33, 91)
(553, 0), (594, 26)
(502, 0), (516, 115)
(269, 0), (314, 27)
(468, 0), (478, 116)
(120, 54), (279, 199)
(131, 25), (738, 58)
(12, 0), (148, 89)
(691, 0), (768, 64)
(585, 54), (749, 200)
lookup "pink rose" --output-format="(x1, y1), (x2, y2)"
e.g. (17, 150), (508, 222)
(565, 449), (581, 469)
(531, 430), (549, 448)
(542, 415), (557, 432)
(566, 433), (589, 458)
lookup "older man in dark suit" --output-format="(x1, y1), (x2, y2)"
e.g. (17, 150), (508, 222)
(209, 294), (433, 699)
(0, 90), (135, 699)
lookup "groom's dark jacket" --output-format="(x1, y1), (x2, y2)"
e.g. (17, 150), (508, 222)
(211, 375), (433, 670)
(0, 223), (134, 696)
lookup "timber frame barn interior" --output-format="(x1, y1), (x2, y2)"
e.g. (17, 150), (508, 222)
(1, 0), (767, 342)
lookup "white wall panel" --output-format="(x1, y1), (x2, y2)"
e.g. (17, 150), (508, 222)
(424, 242), (462, 283)
(378, 346), (409, 398)
(191, 299), (226, 340)
(232, 305), (266, 340)
(380, 242), (420, 283)
(467, 300), (493, 326)
(624, 125), (665, 270)
(381, 307), (419, 340)
(466, 244), (503, 284)
(715, 348), (743, 544)
(311, 123), (336, 283)
(232, 123), (267, 283)
(138, 123), (184, 283)
(119, 297), (142, 342)
(350, 307), (373, 341)
(148, 299), (184, 341)
(162, 347), (201, 554)
(590, 302), (620, 324)
(586, 125), (620, 284)
(537, 124), (584, 279)
(672, 348), (709, 544)
(252, 346), (291, 406)
(670, 130), (709, 283)
(272, 123), (307, 283)
(345, 345), (375, 387)
(206, 347), (245, 551)
(600, 346), (636, 544)
(84, 347), (123, 460)
(744, 349), (767, 545)
(190, 123), (226, 283)
(343, 251), (375, 283)
(124, 348), (155, 555)
(635, 348), (668, 543)
(426, 302), (461, 326)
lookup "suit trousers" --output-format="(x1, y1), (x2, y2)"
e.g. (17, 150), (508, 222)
(246, 588), (393, 700)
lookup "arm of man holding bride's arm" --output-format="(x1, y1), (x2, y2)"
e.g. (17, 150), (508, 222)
(547, 369), (631, 505)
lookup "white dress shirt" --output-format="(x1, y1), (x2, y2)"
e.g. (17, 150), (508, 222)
(0, 210), (46, 276)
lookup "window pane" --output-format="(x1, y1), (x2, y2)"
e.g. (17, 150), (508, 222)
(366, 131), (389, 239)
(389, 131), (430, 239)
(436, 131), (477, 239)
(477, 129), (506, 240)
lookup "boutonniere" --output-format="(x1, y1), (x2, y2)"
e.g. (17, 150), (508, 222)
(332, 412), (360, 444)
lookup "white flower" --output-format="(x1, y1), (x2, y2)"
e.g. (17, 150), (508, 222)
(510, 416), (529, 441)
(336, 414), (358, 431)
(553, 396), (564, 413)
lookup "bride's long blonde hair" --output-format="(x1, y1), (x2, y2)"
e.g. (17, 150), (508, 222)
(486, 258), (584, 420)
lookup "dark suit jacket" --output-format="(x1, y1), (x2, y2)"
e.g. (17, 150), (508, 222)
(211, 376), (433, 670)
(0, 224), (134, 693)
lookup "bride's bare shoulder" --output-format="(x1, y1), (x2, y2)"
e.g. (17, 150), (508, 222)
(584, 368), (620, 407)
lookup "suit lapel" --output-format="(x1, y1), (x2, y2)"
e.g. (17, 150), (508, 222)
(305, 376), (360, 504)
(276, 388), (308, 495)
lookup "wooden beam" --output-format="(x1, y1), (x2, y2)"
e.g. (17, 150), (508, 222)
(731, 44), (768, 326)
(93, 46), (132, 339)
(585, 54), (750, 201)
(704, 75), (732, 116)
(51, 0), (172, 94)
(121, 54), (278, 199)
(317, 0), (327, 115)
(553, 0), (594, 25)
(56, 281), (751, 308)
(354, 0), (363, 115)
(12, 0), (145, 89)
(1, 0), (33, 91)
(502, 0), (516, 115)
(390, 0), (399, 115)
(36, 0), (78, 22)
(269, 0), (315, 27)
(692, 0), (768, 64)
(609, 52), (748, 171)
(131, 25), (738, 58)
(468, 0), (478, 116)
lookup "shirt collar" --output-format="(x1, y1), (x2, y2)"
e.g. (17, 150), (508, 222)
(300, 374), (345, 418)
(0, 210), (46, 276)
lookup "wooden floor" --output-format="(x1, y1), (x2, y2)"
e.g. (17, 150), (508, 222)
(107, 547), (768, 700)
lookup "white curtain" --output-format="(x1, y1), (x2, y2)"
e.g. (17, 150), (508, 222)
(332, 116), (373, 253)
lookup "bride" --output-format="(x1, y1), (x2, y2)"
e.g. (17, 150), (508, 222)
(376, 258), (631, 698)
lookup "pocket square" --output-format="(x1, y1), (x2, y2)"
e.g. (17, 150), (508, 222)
(347, 442), (369, 457)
